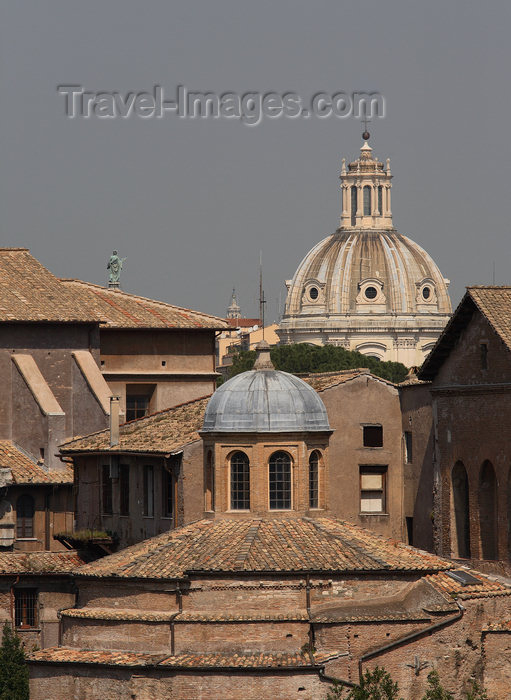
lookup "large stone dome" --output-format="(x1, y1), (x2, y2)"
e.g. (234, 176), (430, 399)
(202, 342), (330, 433)
(278, 138), (452, 366)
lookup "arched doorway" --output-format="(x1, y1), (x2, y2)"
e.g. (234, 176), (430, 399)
(451, 462), (470, 558)
(479, 461), (497, 560)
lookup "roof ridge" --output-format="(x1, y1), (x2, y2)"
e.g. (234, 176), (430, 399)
(61, 278), (227, 323)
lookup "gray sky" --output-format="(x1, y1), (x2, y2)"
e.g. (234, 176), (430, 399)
(1, 0), (509, 320)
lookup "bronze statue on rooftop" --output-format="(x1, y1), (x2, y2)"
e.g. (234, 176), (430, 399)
(107, 251), (126, 288)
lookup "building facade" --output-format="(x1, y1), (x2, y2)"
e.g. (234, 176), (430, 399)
(419, 286), (511, 573)
(278, 136), (452, 366)
(29, 343), (511, 698)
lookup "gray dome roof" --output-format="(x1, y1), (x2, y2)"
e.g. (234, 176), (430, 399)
(202, 365), (330, 434)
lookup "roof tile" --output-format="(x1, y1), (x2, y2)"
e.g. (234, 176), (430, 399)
(0, 441), (73, 484)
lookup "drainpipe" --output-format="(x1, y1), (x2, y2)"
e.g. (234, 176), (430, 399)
(110, 396), (120, 447)
(358, 600), (464, 679)
(10, 575), (19, 627)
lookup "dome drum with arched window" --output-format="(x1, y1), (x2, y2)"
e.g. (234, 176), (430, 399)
(200, 342), (331, 517)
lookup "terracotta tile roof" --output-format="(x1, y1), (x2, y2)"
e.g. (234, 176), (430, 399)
(0, 551), (86, 575)
(60, 396), (209, 454)
(225, 318), (260, 328)
(465, 287), (511, 351)
(426, 570), (511, 600)
(420, 287), (511, 380)
(302, 369), (396, 392)
(29, 648), (161, 667)
(0, 249), (99, 323)
(0, 441), (73, 484)
(483, 620), (511, 632)
(29, 647), (320, 669)
(76, 516), (453, 580)
(61, 279), (227, 330)
(60, 608), (308, 623)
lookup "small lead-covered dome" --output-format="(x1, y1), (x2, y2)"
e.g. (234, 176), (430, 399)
(202, 341), (330, 433)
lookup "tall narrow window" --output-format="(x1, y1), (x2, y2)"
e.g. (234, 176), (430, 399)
(452, 461), (470, 558)
(378, 185), (383, 214)
(360, 467), (387, 513)
(162, 468), (174, 519)
(230, 452), (250, 510)
(205, 451), (214, 511)
(269, 451), (292, 510)
(119, 464), (130, 516)
(480, 343), (488, 370)
(101, 465), (113, 515)
(404, 432), (413, 464)
(16, 495), (34, 538)
(14, 589), (38, 628)
(351, 186), (357, 226)
(143, 465), (154, 517)
(479, 460), (497, 560)
(363, 185), (371, 215)
(309, 451), (319, 509)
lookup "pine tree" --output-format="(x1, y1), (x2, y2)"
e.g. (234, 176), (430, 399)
(465, 679), (488, 700)
(421, 670), (454, 700)
(0, 624), (29, 700)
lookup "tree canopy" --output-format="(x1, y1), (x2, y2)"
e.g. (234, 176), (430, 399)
(0, 624), (29, 700)
(227, 344), (409, 384)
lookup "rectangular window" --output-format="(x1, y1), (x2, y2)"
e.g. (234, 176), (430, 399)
(143, 465), (154, 517)
(119, 464), (130, 516)
(162, 469), (174, 519)
(404, 431), (413, 464)
(363, 425), (383, 447)
(15, 589), (38, 628)
(101, 465), (113, 515)
(360, 467), (387, 514)
(406, 517), (414, 546)
(480, 343), (488, 370)
(126, 395), (150, 422)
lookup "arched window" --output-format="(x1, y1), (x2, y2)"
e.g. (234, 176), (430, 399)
(309, 451), (320, 509)
(351, 186), (357, 226)
(363, 186), (371, 215)
(269, 451), (291, 510)
(479, 461), (497, 560)
(16, 495), (34, 538)
(378, 186), (383, 214)
(230, 452), (250, 510)
(205, 450), (215, 512)
(451, 462), (470, 558)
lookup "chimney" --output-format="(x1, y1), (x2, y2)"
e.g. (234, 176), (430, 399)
(110, 396), (120, 447)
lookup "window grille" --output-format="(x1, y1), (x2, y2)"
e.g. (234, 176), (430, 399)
(230, 452), (250, 510)
(269, 452), (291, 510)
(309, 451), (319, 509)
(15, 589), (38, 628)
(363, 186), (371, 215)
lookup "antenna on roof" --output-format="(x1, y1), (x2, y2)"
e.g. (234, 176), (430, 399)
(259, 251), (266, 339)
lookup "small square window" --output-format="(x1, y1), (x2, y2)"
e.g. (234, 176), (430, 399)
(363, 425), (383, 448)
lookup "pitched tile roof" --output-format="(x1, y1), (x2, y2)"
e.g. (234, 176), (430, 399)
(60, 396), (209, 454)
(0, 551), (86, 575)
(60, 608), (308, 623)
(467, 286), (511, 351)
(420, 286), (511, 380)
(76, 516), (453, 580)
(61, 279), (227, 330)
(0, 441), (73, 484)
(30, 647), (327, 669)
(426, 570), (511, 600)
(0, 249), (99, 323)
(302, 368), (396, 392)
